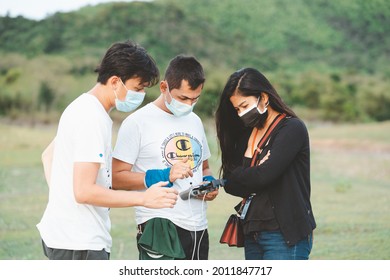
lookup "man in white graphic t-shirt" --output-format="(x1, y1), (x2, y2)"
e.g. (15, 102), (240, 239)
(112, 55), (219, 260)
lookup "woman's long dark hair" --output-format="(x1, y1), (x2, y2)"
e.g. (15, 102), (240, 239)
(215, 68), (297, 177)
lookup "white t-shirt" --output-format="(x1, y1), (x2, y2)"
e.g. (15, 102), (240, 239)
(113, 103), (211, 231)
(37, 93), (113, 252)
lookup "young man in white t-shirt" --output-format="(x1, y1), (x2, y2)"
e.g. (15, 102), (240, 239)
(37, 41), (178, 260)
(112, 55), (219, 260)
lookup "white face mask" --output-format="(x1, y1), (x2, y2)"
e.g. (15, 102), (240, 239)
(114, 80), (145, 112)
(164, 84), (195, 117)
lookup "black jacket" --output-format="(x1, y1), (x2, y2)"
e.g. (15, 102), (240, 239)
(224, 117), (316, 246)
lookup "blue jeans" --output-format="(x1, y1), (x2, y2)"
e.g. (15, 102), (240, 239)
(244, 231), (313, 260)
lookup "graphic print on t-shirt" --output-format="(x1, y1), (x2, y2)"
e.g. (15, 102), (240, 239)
(161, 132), (203, 172)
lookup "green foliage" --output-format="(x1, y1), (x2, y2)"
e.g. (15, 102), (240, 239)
(0, 0), (389, 122)
(195, 68), (231, 117)
(3, 68), (21, 84)
(319, 76), (360, 122)
(38, 82), (55, 112)
(0, 90), (22, 115)
(358, 81), (390, 121)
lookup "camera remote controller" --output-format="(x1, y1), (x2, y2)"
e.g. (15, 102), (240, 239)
(179, 179), (226, 200)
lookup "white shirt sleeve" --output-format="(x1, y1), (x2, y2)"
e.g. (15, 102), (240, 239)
(72, 116), (106, 164)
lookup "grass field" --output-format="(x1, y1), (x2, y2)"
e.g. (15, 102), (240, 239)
(0, 118), (389, 260)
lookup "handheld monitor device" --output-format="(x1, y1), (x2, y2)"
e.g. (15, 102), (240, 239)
(179, 179), (226, 200)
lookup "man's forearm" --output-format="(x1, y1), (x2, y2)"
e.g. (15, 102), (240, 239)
(112, 171), (147, 190)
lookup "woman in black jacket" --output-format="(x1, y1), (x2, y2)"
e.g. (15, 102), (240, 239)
(216, 68), (316, 260)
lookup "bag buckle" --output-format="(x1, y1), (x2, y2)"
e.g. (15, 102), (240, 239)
(240, 195), (254, 220)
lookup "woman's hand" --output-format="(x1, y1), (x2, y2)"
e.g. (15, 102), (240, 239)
(259, 150), (271, 165)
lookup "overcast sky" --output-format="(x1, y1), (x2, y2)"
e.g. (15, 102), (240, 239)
(0, 0), (140, 20)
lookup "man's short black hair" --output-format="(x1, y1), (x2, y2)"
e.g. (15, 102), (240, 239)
(95, 40), (159, 87)
(164, 55), (205, 90)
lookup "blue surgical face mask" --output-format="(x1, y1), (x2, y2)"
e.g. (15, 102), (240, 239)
(114, 80), (145, 112)
(164, 84), (195, 117)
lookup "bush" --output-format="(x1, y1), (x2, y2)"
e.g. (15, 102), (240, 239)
(0, 90), (29, 115)
(357, 77), (390, 121)
(194, 70), (229, 118)
(38, 82), (55, 112)
(4, 68), (21, 84)
(320, 82), (359, 122)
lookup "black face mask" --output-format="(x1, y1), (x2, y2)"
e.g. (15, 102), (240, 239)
(239, 99), (268, 128)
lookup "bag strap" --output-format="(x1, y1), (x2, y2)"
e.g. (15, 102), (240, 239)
(238, 113), (286, 213)
(250, 113), (286, 167)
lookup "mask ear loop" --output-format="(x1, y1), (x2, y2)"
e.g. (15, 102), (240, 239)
(165, 82), (170, 93)
(120, 79), (133, 93)
(113, 77), (123, 100)
(260, 92), (270, 108)
(164, 82), (174, 104)
(258, 96), (269, 114)
(113, 90), (119, 100)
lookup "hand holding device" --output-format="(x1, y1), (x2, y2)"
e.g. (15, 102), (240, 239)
(179, 178), (226, 200)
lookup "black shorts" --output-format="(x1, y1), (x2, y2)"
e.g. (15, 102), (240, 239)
(41, 240), (110, 260)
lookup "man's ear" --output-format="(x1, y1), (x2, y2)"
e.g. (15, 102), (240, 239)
(160, 80), (168, 93)
(108, 76), (121, 90)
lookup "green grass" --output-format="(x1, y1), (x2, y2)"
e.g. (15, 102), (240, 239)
(0, 119), (389, 260)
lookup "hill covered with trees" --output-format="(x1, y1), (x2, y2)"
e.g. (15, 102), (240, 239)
(1, 0), (389, 122)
